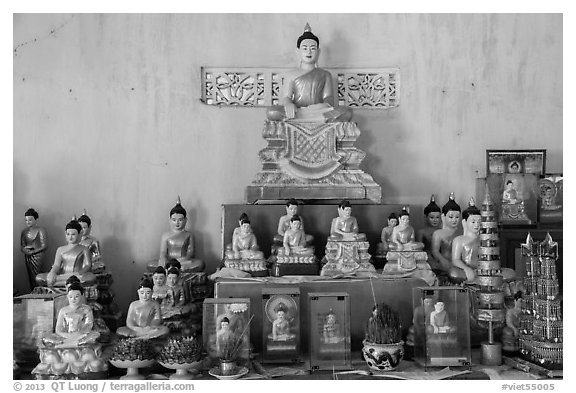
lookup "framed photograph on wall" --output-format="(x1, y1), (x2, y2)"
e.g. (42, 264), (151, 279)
(538, 174), (563, 224)
(486, 150), (546, 227)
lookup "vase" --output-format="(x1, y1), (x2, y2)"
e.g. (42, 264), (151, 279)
(219, 359), (237, 376)
(361, 339), (404, 371)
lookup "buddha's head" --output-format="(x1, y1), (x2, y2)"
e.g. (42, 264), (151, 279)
(67, 282), (85, 309)
(166, 267), (180, 287)
(424, 195), (442, 228)
(505, 180), (514, 190)
(297, 23), (320, 66)
(24, 208), (39, 227)
(152, 266), (167, 287)
(169, 199), (187, 231)
(240, 218), (252, 234)
(462, 198), (481, 235)
(289, 215), (302, 231)
(435, 301), (445, 312)
(338, 200), (352, 219)
(65, 220), (83, 245)
(387, 213), (398, 228)
(220, 317), (230, 330)
(238, 212), (249, 226)
(326, 309), (336, 325)
(398, 208), (410, 229)
(77, 213), (92, 239)
(276, 303), (287, 321)
(286, 199), (299, 216)
(442, 193), (461, 229)
(137, 278), (154, 301)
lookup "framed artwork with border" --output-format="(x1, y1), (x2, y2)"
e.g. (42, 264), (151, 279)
(486, 150), (546, 227)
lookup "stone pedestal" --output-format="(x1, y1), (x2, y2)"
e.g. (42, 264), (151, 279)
(246, 121), (381, 203)
(321, 240), (375, 276)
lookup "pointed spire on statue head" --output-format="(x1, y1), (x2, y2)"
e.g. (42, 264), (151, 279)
(442, 192), (461, 215)
(424, 194), (441, 216)
(462, 197), (480, 220)
(169, 195), (187, 218)
(304, 22), (311, 33)
(297, 22), (319, 48)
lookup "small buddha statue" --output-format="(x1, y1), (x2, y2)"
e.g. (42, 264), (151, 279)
(270, 304), (296, 342)
(116, 278), (169, 339)
(322, 309), (344, 344)
(427, 301), (456, 334)
(21, 208), (48, 289)
(216, 317), (236, 358)
(274, 199), (313, 246)
(151, 266), (174, 307)
(416, 195), (442, 260)
(225, 218), (265, 260)
(502, 291), (523, 352)
(158, 196), (205, 272)
(166, 266), (189, 310)
(226, 212), (250, 252)
(388, 208), (425, 251)
(266, 23), (352, 123)
(449, 198), (482, 283)
(280, 215), (314, 257)
(328, 200), (366, 241)
(77, 210), (104, 272)
(430, 193), (462, 274)
(36, 218), (95, 287)
(502, 180), (519, 204)
(378, 213), (398, 254)
(42, 281), (101, 347)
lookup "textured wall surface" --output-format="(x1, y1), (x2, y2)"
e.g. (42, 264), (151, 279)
(13, 14), (562, 309)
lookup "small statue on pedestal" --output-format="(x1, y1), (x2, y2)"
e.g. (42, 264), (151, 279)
(449, 198), (482, 284)
(322, 309), (344, 345)
(21, 208), (48, 290)
(36, 218), (95, 287)
(389, 208), (425, 252)
(77, 210), (104, 273)
(416, 195), (442, 262)
(116, 278), (169, 339)
(223, 217), (267, 275)
(274, 199), (314, 247)
(158, 197), (204, 272)
(281, 215), (315, 258)
(428, 301), (456, 334)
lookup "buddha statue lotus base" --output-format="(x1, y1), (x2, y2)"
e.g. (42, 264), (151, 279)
(246, 121), (381, 203)
(320, 240), (375, 276)
(384, 251), (428, 272)
(32, 343), (108, 378)
(223, 259), (268, 277)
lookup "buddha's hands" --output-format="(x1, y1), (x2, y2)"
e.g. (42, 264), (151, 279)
(464, 266), (475, 282)
(284, 246), (291, 256)
(284, 102), (296, 119)
(47, 271), (56, 286)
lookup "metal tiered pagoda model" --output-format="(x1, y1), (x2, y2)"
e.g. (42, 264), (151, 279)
(476, 190), (506, 365)
(519, 233), (562, 371)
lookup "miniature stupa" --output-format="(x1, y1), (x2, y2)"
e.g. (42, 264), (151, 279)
(519, 233), (562, 369)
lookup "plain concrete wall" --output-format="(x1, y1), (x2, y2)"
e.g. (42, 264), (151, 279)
(13, 14), (563, 310)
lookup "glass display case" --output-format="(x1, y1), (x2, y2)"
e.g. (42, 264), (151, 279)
(412, 287), (471, 369)
(261, 287), (301, 364)
(308, 292), (352, 371)
(202, 298), (251, 368)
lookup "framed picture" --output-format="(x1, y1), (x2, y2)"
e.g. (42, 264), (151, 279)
(262, 287), (301, 364)
(486, 150), (546, 227)
(202, 298), (251, 367)
(308, 292), (352, 371)
(538, 174), (563, 224)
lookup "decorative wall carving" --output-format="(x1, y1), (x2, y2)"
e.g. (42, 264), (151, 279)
(201, 67), (400, 109)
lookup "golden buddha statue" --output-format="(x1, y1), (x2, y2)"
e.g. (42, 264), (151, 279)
(158, 197), (204, 272)
(266, 23), (352, 123)
(449, 198), (482, 283)
(328, 200), (367, 241)
(77, 210), (104, 273)
(36, 219), (95, 287)
(430, 193), (462, 275)
(388, 208), (425, 251)
(116, 278), (169, 339)
(20, 208), (48, 289)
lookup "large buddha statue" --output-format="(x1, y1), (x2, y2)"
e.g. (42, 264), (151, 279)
(36, 219), (95, 287)
(415, 195), (442, 259)
(266, 24), (352, 124)
(449, 199), (482, 283)
(21, 208), (48, 289)
(116, 278), (169, 339)
(328, 200), (367, 241)
(430, 193), (462, 275)
(77, 210), (104, 273)
(158, 197), (204, 272)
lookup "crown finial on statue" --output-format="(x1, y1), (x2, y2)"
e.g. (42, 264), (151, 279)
(82, 208), (87, 216)
(71, 214), (77, 221)
(468, 197), (476, 207)
(430, 194), (435, 203)
(449, 192), (455, 201)
(304, 22), (312, 33)
(176, 195), (181, 205)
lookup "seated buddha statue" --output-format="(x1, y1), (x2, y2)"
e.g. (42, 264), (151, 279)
(166, 266), (191, 312)
(388, 208), (424, 251)
(77, 211), (104, 273)
(430, 193), (462, 275)
(270, 304), (296, 342)
(36, 219), (95, 287)
(501, 178), (530, 222)
(322, 309), (344, 344)
(449, 198), (482, 284)
(151, 266), (174, 307)
(376, 213), (398, 254)
(273, 199), (313, 246)
(42, 282), (101, 348)
(116, 278), (169, 339)
(225, 218), (265, 260)
(279, 215), (314, 257)
(158, 197), (205, 272)
(328, 200), (366, 241)
(225, 212), (250, 252)
(21, 208), (48, 290)
(415, 195), (442, 260)
(266, 23), (352, 124)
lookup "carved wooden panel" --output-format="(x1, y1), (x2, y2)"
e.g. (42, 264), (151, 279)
(201, 67), (400, 109)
